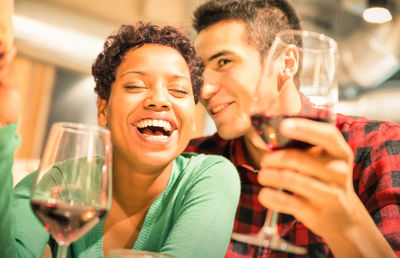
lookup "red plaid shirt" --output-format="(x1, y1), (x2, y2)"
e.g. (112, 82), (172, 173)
(185, 114), (400, 257)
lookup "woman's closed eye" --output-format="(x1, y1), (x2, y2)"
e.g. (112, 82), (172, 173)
(170, 88), (188, 94)
(124, 85), (147, 93)
(168, 85), (190, 98)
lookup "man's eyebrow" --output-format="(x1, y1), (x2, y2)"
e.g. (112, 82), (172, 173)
(207, 50), (234, 62)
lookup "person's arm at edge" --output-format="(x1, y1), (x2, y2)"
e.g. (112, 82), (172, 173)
(0, 122), (20, 257)
(0, 45), (19, 257)
(0, 46), (50, 257)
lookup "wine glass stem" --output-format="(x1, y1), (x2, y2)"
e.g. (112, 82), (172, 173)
(57, 245), (68, 258)
(265, 209), (278, 229)
(262, 188), (283, 232)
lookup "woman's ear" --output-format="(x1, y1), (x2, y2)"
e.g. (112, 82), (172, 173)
(280, 45), (299, 78)
(97, 97), (108, 127)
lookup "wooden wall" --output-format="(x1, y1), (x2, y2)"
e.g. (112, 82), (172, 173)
(13, 57), (56, 159)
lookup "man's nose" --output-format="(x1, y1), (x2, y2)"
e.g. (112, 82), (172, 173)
(201, 68), (220, 100)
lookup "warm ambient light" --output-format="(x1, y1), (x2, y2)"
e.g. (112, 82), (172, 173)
(12, 15), (104, 67)
(363, 7), (393, 24)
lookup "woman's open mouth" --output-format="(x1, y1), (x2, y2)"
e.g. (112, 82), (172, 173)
(135, 119), (174, 139)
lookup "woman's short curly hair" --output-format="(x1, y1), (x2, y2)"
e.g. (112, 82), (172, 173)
(92, 22), (203, 103)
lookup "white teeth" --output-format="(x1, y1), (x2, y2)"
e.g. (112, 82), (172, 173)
(212, 104), (227, 114)
(146, 134), (168, 139)
(136, 119), (172, 132)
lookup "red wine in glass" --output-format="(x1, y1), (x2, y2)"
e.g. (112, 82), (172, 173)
(251, 115), (331, 150)
(31, 200), (107, 246)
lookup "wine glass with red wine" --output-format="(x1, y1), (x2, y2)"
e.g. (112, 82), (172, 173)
(30, 122), (112, 258)
(231, 30), (338, 254)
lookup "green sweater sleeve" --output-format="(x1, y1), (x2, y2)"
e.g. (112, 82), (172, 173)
(161, 155), (240, 258)
(0, 123), (50, 258)
(0, 122), (20, 258)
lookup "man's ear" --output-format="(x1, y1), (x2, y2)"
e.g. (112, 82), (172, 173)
(280, 45), (299, 78)
(97, 97), (108, 127)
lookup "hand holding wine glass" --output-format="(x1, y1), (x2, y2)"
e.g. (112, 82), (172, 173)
(30, 122), (112, 258)
(231, 30), (338, 254)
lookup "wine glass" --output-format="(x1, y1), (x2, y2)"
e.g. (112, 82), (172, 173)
(30, 122), (112, 258)
(231, 30), (338, 254)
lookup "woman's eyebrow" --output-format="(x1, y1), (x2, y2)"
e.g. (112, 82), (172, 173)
(120, 70), (190, 82)
(169, 74), (190, 82)
(120, 70), (144, 78)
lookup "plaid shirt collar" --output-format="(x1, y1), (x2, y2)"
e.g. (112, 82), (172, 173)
(229, 137), (258, 174)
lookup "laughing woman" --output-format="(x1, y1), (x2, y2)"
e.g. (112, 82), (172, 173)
(0, 23), (240, 258)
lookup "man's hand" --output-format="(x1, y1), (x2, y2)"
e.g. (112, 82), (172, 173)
(0, 44), (19, 127)
(257, 118), (395, 258)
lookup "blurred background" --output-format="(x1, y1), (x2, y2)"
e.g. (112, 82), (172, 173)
(2, 0), (400, 181)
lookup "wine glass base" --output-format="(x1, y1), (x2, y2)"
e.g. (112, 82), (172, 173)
(231, 232), (307, 255)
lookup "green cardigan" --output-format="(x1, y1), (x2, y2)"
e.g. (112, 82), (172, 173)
(0, 122), (240, 258)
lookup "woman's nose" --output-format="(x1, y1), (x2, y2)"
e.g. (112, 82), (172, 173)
(144, 88), (171, 110)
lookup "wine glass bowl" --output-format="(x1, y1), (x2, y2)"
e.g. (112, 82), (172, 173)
(232, 30), (338, 254)
(251, 30), (338, 151)
(30, 122), (112, 257)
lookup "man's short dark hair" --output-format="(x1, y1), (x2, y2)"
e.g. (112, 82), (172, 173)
(92, 22), (203, 103)
(193, 0), (302, 84)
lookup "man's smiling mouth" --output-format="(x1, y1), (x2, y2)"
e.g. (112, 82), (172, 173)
(135, 119), (173, 138)
(210, 102), (232, 114)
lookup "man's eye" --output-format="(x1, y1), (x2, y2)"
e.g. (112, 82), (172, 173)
(217, 59), (231, 67)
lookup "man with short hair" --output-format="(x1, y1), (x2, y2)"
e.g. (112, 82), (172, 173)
(186, 0), (400, 257)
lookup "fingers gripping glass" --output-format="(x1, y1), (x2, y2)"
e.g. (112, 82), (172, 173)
(30, 122), (112, 258)
(231, 30), (338, 254)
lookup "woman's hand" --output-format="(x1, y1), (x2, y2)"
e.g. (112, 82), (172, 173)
(0, 44), (19, 127)
(257, 117), (396, 258)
